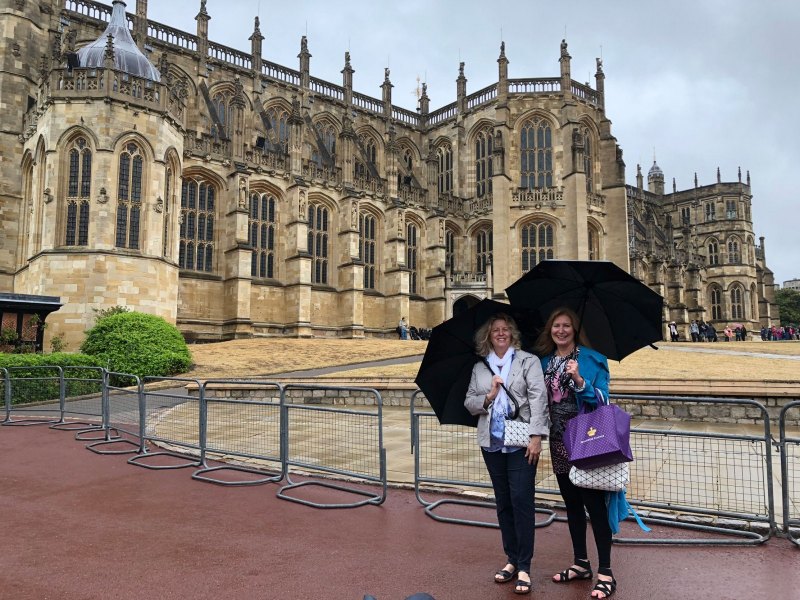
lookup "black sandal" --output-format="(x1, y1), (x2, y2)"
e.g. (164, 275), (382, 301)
(494, 565), (518, 583)
(513, 573), (532, 595)
(553, 558), (592, 583)
(591, 576), (617, 598)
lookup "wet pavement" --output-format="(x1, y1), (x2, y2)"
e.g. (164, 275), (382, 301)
(1, 423), (797, 600)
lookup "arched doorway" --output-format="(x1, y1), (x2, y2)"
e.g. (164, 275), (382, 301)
(452, 294), (481, 318)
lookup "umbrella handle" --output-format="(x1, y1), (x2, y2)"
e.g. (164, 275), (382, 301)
(480, 358), (521, 420)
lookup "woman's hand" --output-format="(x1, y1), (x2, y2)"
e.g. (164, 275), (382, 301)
(526, 435), (541, 465)
(565, 359), (584, 388)
(487, 375), (503, 401)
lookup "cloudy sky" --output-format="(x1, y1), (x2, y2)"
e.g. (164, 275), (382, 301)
(142, 0), (798, 285)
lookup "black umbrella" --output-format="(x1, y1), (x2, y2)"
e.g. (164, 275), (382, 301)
(505, 260), (664, 361)
(414, 299), (542, 426)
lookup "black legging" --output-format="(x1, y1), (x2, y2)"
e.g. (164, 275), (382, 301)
(555, 472), (613, 574)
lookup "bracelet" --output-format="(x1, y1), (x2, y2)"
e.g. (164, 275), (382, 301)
(574, 380), (586, 392)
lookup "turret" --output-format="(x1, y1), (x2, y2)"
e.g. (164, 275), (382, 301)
(647, 160), (664, 195)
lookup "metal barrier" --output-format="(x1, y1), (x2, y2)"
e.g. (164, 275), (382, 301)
(86, 371), (143, 455)
(779, 400), (800, 547)
(0, 368), (5, 422)
(611, 394), (775, 545)
(127, 377), (203, 470)
(50, 366), (105, 433)
(193, 380), (285, 485)
(1, 366), (63, 425)
(411, 391), (557, 528)
(277, 384), (387, 508)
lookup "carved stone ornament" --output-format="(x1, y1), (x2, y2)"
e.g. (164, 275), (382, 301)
(299, 190), (306, 219)
(97, 187), (109, 204)
(154, 196), (164, 213)
(238, 178), (247, 209)
(351, 200), (358, 228)
(43, 188), (53, 203)
(12, 43), (20, 57)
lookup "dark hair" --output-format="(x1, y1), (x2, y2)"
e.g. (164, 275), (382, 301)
(533, 307), (589, 356)
(474, 313), (522, 357)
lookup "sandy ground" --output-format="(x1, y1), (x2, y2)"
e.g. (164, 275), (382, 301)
(187, 338), (800, 382)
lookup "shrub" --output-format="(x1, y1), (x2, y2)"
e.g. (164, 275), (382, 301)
(80, 312), (192, 378)
(50, 333), (66, 353)
(0, 353), (106, 404)
(93, 305), (131, 323)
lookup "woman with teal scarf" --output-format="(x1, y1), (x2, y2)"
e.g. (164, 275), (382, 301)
(536, 307), (617, 599)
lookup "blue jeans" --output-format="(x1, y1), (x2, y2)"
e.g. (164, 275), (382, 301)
(481, 448), (538, 573)
(400, 326), (408, 340)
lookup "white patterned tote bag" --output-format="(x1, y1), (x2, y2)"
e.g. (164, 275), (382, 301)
(569, 462), (629, 492)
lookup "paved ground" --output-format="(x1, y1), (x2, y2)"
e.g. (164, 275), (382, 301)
(1, 424), (798, 600)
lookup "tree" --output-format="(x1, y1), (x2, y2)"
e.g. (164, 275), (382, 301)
(776, 288), (800, 326)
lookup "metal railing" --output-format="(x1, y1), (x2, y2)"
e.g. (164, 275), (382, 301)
(411, 391), (557, 528)
(779, 401), (800, 547)
(2, 366), (63, 425)
(611, 395), (775, 545)
(86, 372), (143, 455)
(126, 378), (204, 470)
(49, 366), (105, 434)
(277, 384), (387, 509)
(193, 380), (285, 486)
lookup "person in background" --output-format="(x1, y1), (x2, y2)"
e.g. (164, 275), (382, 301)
(399, 316), (408, 340)
(535, 307), (617, 599)
(464, 313), (549, 595)
(690, 320), (700, 342)
(668, 321), (678, 342)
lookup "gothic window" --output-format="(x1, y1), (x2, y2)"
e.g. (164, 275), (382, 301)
(727, 238), (741, 264)
(521, 221), (554, 272)
(584, 128), (594, 193)
(65, 137), (91, 246)
(445, 228), (456, 271)
(475, 129), (493, 198)
(359, 212), (377, 290)
(680, 206), (690, 224)
(403, 148), (413, 171)
(355, 135), (378, 180)
(249, 192), (277, 279)
(730, 285), (744, 320)
(710, 285), (722, 320)
(308, 202), (329, 284)
(726, 199), (737, 219)
(437, 143), (453, 194)
(520, 117), (552, 189)
(705, 202), (716, 221)
(179, 177), (215, 272)
(162, 166), (175, 258)
(587, 223), (600, 260)
(312, 121), (337, 166)
(707, 239), (720, 265)
(475, 228), (493, 274)
(212, 92), (235, 138)
(406, 223), (419, 295)
(115, 142), (144, 249)
(266, 106), (290, 154)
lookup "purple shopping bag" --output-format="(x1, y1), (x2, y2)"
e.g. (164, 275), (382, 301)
(563, 392), (633, 469)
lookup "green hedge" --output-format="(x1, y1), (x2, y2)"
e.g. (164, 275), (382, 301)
(80, 311), (192, 378)
(0, 353), (105, 405)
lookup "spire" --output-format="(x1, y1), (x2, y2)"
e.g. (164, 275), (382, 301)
(103, 33), (115, 68)
(457, 61), (467, 113)
(559, 39), (571, 92)
(746, 170), (751, 186)
(134, 0), (148, 51)
(738, 166), (742, 182)
(636, 163), (643, 189)
(298, 35), (311, 88)
(341, 51), (354, 105)
(418, 82), (429, 116)
(694, 172), (698, 187)
(250, 16), (264, 75)
(497, 41), (508, 99)
(672, 177), (676, 193)
(381, 67), (393, 117)
(717, 167), (721, 183)
(594, 57), (605, 109)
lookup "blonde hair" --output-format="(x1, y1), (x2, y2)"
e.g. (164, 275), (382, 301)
(534, 307), (589, 356)
(474, 313), (522, 357)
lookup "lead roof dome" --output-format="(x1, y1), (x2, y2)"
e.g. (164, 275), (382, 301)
(77, 0), (161, 82)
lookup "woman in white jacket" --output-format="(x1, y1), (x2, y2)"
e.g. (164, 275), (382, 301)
(464, 313), (549, 595)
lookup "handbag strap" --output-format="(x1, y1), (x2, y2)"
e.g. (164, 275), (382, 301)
(480, 357), (520, 420)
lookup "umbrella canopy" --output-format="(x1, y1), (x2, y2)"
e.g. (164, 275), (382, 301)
(414, 299), (542, 427)
(505, 260), (664, 361)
